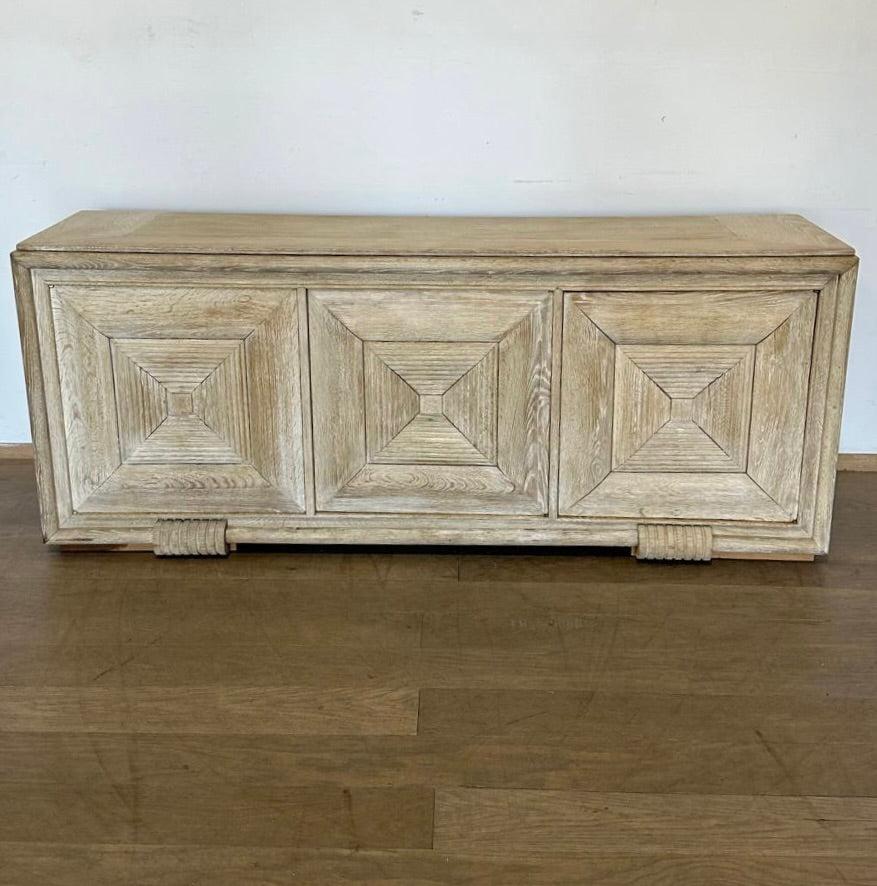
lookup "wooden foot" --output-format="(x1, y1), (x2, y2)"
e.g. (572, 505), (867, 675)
(634, 524), (712, 562)
(153, 519), (228, 557)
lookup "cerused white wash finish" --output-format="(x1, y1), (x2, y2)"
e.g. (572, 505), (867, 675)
(11, 212), (858, 560)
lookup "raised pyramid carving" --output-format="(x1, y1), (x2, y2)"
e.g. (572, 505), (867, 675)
(365, 342), (498, 465)
(613, 345), (755, 472)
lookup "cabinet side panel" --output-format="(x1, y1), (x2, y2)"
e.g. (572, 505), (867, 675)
(11, 259), (59, 539)
(812, 264), (858, 551)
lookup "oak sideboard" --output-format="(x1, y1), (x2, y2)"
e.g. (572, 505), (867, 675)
(12, 211), (857, 560)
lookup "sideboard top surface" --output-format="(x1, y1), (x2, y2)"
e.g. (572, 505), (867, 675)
(16, 211), (854, 257)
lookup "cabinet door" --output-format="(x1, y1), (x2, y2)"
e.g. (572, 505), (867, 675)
(35, 276), (306, 517)
(559, 290), (817, 522)
(309, 289), (551, 514)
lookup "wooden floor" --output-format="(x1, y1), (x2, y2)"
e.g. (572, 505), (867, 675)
(2, 459), (877, 884)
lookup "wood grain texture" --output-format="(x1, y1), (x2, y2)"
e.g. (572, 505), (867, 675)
(0, 687), (417, 735)
(572, 289), (811, 344)
(2, 461), (877, 882)
(308, 293), (366, 508)
(1, 846), (874, 886)
(50, 284), (288, 339)
(635, 523), (712, 560)
(496, 299), (551, 510)
(691, 348), (755, 470)
(18, 210), (854, 256)
(50, 292), (121, 510)
(153, 518), (228, 556)
(557, 302), (614, 510)
(565, 473), (791, 522)
(364, 343), (420, 457)
(748, 294), (818, 517)
(611, 347), (671, 467)
(434, 788), (877, 856)
(838, 453), (877, 471)
(10, 215), (857, 559)
(807, 264), (858, 552)
(609, 344), (755, 473)
(0, 785), (434, 849)
(311, 289), (550, 515)
(25, 275), (307, 522)
(13, 247), (854, 281)
(557, 285), (831, 545)
(245, 289), (305, 506)
(443, 345), (498, 464)
(0, 444), (35, 459)
(309, 289), (542, 341)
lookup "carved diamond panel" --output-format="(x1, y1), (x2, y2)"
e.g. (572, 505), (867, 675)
(112, 339), (251, 464)
(309, 289), (551, 514)
(612, 344), (754, 472)
(365, 341), (497, 466)
(46, 283), (305, 515)
(559, 290), (818, 522)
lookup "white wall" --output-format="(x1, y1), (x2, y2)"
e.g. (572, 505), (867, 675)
(2, 0), (876, 448)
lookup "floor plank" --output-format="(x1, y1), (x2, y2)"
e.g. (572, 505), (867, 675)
(0, 785), (434, 848)
(0, 730), (874, 798)
(2, 844), (875, 886)
(4, 640), (876, 697)
(434, 788), (877, 856)
(0, 686), (418, 734)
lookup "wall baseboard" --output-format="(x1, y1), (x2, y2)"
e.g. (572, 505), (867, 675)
(1, 442), (876, 470)
(0, 443), (33, 459)
(837, 453), (877, 471)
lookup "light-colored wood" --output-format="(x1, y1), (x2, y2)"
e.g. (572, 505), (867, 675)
(51, 290), (121, 510)
(18, 210), (854, 256)
(12, 246), (855, 279)
(809, 264), (858, 551)
(496, 299), (551, 510)
(747, 293), (818, 517)
(547, 290), (563, 518)
(25, 273), (307, 523)
(153, 518), (228, 556)
(9, 213), (858, 560)
(51, 283), (288, 338)
(565, 473), (793, 522)
(557, 301), (614, 510)
(558, 287), (828, 541)
(310, 288), (551, 515)
(572, 289), (814, 344)
(611, 346), (671, 469)
(635, 524), (713, 561)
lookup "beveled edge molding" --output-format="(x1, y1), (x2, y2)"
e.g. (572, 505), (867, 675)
(153, 518), (228, 557)
(634, 524), (713, 562)
(4, 448), (875, 467)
